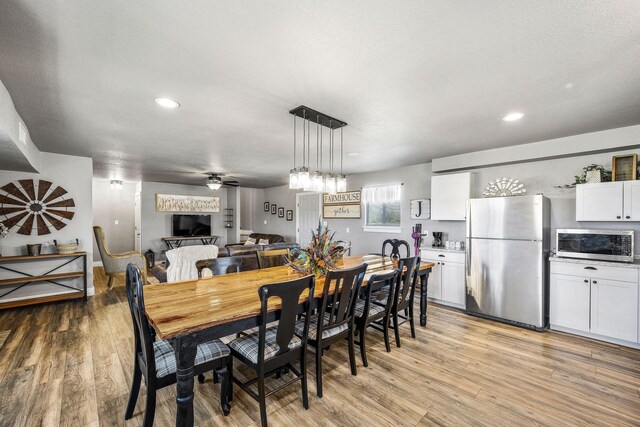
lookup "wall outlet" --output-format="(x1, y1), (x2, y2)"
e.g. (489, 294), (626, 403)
(346, 227), (350, 233)
(264, 220), (267, 225)
(114, 220), (119, 225)
(323, 221), (327, 227)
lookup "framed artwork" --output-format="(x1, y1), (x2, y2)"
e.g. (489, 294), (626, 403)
(286, 210), (293, 221)
(156, 194), (220, 212)
(264, 202), (269, 211)
(278, 207), (284, 218)
(271, 204), (277, 214)
(322, 190), (361, 219)
(612, 154), (637, 181)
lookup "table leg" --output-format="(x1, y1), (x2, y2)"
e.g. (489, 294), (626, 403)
(420, 270), (430, 326)
(174, 336), (197, 427)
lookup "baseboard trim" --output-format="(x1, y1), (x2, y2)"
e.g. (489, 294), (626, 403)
(550, 324), (640, 349)
(93, 261), (103, 268)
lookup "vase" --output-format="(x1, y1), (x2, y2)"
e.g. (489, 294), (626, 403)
(585, 170), (602, 183)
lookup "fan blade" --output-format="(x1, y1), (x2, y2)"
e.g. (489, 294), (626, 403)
(37, 180), (53, 201)
(223, 180), (240, 187)
(36, 215), (50, 235)
(42, 212), (66, 230)
(46, 199), (75, 208)
(46, 209), (75, 220)
(18, 179), (36, 200)
(17, 214), (34, 235)
(4, 211), (30, 229)
(42, 186), (68, 203)
(1, 182), (31, 203)
(0, 194), (27, 206)
(0, 207), (26, 215)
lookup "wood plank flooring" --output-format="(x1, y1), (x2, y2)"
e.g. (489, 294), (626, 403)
(1, 267), (639, 426)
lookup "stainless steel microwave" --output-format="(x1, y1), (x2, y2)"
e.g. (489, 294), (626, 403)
(556, 229), (634, 263)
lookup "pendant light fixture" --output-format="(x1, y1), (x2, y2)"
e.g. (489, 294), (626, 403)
(288, 106), (347, 194)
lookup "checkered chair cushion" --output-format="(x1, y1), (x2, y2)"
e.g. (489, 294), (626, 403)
(228, 325), (302, 364)
(354, 299), (386, 318)
(294, 312), (350, 341)
(152, 339), (230, 378)
(371, 289), (390, 305)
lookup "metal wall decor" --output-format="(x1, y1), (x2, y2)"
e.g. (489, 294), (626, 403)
(410, 199), (430, 219)
(483, 177), (527, 197)
(0, 179), (75, 236)
(155, 194), (220, 212)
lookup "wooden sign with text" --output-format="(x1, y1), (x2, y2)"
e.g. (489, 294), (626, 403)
(322, 190), (361, 219)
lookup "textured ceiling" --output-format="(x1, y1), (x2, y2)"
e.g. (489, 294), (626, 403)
(1, 1), (639, 188)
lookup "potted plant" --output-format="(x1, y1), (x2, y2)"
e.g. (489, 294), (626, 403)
(287, 221), (347, 277)
(574, 164), (612, 184)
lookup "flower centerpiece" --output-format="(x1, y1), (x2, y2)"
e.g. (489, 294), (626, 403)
(287, 221), (347, 277)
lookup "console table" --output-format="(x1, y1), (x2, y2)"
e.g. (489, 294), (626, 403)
(162, 235), (220, 249)
(0, 252), (88, 309)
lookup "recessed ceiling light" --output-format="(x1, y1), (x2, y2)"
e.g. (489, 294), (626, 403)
(154, 97), (180, 109)
(502, 112), (524, 122)
(347, 152), (360, 157)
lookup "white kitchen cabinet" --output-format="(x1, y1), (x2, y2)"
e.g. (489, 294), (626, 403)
(431, 172), (475, 220)
(576, 181), (640, 221)
(590, 277), (638, 342)
(550, 273), (591, 332)
(550, 259), (639, 347)
(421, 249), (465, 308)
(441, 261), (466, 306)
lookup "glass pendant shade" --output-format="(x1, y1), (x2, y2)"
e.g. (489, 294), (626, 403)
(297, 167), (310, 191)
(311, 171), (324, 192)
(324, 173), (337, 195)
(336, 175), (346, 192)
(289, 168), (299, 189)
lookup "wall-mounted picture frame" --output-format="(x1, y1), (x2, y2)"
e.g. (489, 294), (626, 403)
(322, 190), (361, 219)
(156, 194), (220, 212)
(264, 202), (270, 211)
(271, 204), (277, 214)
(286, 210), (293, 221)
(278, 207), (284, 218)
(612, 154), (638, 181)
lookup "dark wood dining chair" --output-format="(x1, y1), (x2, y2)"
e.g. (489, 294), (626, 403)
(383, 256), (420, 347)
(382, 239), (411, 260)
(196, 256), (243, 278)
(228, 275), (315, 427)
(294, 264), (367, 398)
(257, 248), (290, 269)
(124, 264), (233, 426)
(354, 269), (399, 366)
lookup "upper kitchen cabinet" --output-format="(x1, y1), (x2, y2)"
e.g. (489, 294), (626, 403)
(576, 181), (640, 221)
(431, 172), (475, 220)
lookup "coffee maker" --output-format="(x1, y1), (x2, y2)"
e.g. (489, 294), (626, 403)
(432, 232), (444, 248)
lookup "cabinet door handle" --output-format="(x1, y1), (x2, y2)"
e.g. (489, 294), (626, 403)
(438, 254), (445, 258)
(616, 216), (621, 219)
(583, 279), (589, 283)
(626, 216), (631, 219)
(442, 262), (445, 265)
(584, 266), (597, 270)
(592, 280), (598, 284)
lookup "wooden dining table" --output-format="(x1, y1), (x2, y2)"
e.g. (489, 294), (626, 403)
(144, 255), (434, 427)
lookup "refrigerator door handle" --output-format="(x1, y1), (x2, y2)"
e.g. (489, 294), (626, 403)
(466, 240), (471, 275)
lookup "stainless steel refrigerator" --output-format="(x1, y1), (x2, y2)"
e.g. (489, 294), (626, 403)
(465, 195), (550, 330)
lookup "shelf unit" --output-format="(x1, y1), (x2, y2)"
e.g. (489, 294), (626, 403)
(0, 252), (87, 309)
(224, 208), (234, 229)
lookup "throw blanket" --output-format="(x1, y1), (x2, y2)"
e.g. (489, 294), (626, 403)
(166, 245), (219, 282)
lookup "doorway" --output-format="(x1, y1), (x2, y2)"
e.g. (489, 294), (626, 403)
(296, 193), (322, 247)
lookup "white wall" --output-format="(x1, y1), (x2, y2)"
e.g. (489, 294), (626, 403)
(0, 152), (94, 297)
(91, 179), (136, 262)
(140, 181), (228, 259)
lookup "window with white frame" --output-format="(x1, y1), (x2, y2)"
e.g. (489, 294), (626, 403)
(362, 184), (402, 232)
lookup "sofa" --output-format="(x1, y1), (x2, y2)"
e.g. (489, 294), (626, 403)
(151, 241), (299, 283)
(225, 233), (284, 247)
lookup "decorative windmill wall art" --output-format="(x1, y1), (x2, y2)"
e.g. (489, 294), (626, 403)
(0, 179), (75, 235)
(483, 177), (527, 197)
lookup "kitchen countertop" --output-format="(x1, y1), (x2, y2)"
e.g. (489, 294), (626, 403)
(420, 246), (466, 254)
(549, 256), (640, 269)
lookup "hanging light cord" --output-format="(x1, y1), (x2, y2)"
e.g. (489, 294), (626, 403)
(302, 110), (306, 168)
(293, 114), (296, 168)
(340, 126), (343, 175)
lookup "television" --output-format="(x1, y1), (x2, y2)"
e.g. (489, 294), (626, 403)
(172, 215), (211, 237)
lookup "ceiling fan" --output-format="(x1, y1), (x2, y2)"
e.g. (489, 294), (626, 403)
(206, 173), (239, 190)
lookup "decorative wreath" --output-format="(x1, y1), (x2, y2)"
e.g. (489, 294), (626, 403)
(0, 179), (75, 235)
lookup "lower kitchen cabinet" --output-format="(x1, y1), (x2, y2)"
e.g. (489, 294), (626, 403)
(550, 273), (591, 332)
(550, 259), (639, 347)
(421, 249), (465, 308)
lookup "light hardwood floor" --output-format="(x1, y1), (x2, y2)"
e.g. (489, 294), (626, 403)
(1, 267), (640, 426)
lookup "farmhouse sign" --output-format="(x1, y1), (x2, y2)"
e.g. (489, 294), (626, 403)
(156, 194), (221, 212)
(322, 190), (361, 219)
